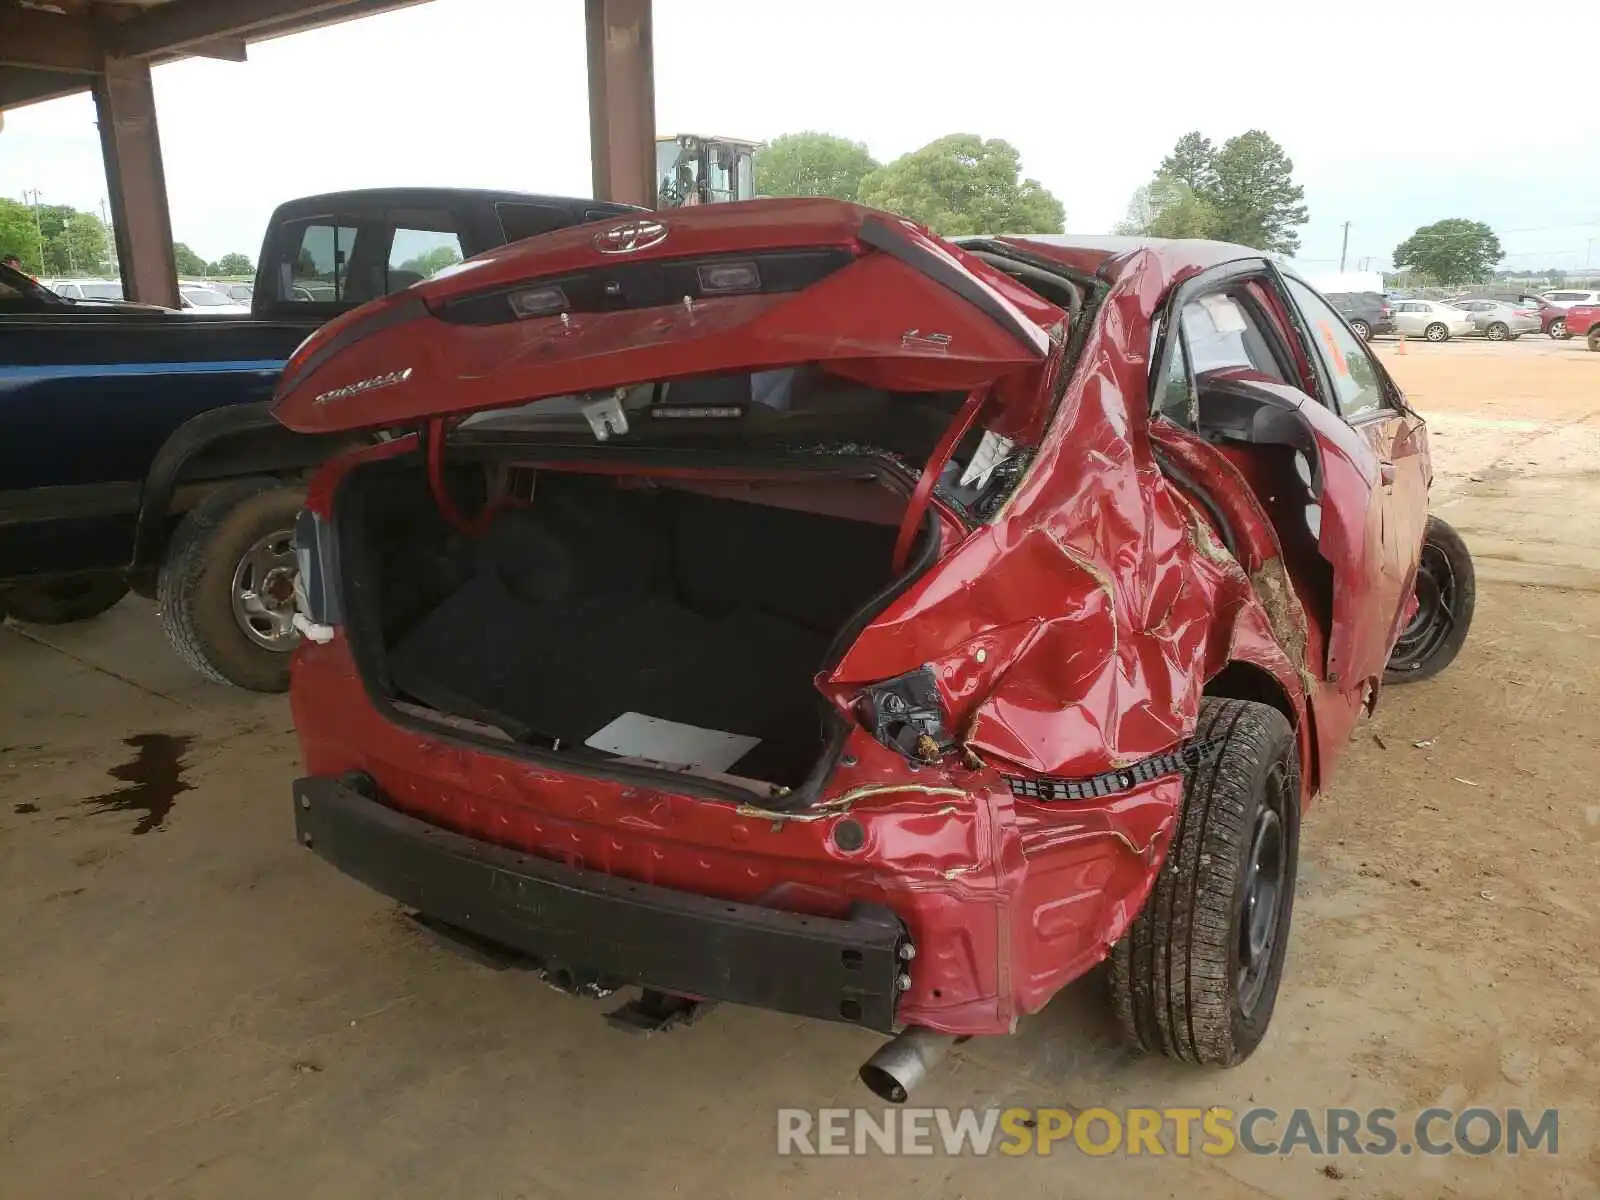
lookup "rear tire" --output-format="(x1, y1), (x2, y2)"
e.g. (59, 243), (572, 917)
(158, 478), (305, 692)
(1349, 319), (1371, 341)
(1424, 322), (1449, 343)
(0, 574), (128, 625)
(1384, 515), (1475, 684)
(1588, 328), (1600, 353)
(1110, 697), (1301, 1066)
(1485, 322), (1509, 342)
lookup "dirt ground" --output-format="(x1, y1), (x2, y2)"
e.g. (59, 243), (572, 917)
(2, 336), (1597, 1198)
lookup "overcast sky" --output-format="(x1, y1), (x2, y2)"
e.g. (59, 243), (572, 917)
(2, 0), (1596, 273)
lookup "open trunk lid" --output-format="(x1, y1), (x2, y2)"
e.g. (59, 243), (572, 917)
(270, 199), (1060, 436)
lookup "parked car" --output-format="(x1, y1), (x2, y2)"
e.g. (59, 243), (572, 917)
(1563, 303), (1600, 350)
(1392, 299), (1475, 342)
(278, 203), (1475, 1099)
(44, 278), (126, 301)
(216, 282), (254, 304)
(1540, 289), (1600, 309)
(1454, 291), (1569, 338)
(1324, 291), (1393, 340)
(178, 283), (251, 314)
(1448, 298), (1540, 341)
(0, 188), (641, 691)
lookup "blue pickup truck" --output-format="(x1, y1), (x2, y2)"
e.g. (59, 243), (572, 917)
(0, 188), (639, 689)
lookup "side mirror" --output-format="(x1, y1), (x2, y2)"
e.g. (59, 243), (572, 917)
(1195, 373), (1323, 499)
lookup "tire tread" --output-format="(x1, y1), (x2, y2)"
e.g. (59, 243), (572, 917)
(157, 477), (304, 691)
(1111, 697), (1299, 1066)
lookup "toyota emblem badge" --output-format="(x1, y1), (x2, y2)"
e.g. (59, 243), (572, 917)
(594, 218), (669, 254)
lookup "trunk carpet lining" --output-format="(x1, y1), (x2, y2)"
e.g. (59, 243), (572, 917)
(388, 575), (831, 782)
(379, 474), (898, 786)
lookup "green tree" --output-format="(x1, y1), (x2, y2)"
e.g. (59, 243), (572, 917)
(1114, 177), (1220, 239)
(53, 212), (111, 276)
(172, 242), (208, 276)
(1158, 131), (1218, 195)
(397, 245), (463, 277)
(214, 252), (254, 276)
(1123, 129), (1307, 252)
(1392, 219), (1503, 286)
(754, 132), (880, 201)
(857, 134), (1064, 236)
(0, 198), (41, 273)
(1207, 130), (1308, 254)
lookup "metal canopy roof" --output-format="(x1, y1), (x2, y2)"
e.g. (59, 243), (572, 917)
(0, 0), (431, 112)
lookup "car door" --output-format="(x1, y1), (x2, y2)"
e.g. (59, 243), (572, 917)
(1278, 275), (1429, 684)
(1153, 264), (1413, 696)
(1393, 302), (1422, 336)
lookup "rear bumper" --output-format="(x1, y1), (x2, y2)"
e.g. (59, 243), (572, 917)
(294, 774), (909, 1031)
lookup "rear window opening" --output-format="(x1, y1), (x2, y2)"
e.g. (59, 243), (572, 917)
(334, 452), (944, 799)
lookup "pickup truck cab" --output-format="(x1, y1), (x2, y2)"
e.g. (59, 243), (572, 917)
(0, 188), (640, 690)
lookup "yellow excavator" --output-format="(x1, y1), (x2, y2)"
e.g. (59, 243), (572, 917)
(655, 134), (762, 208)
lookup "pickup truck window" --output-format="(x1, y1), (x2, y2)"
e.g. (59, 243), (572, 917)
(497, 202), (572, 244)
(285, 222), (358, 303)
(388, 226), (464, 285)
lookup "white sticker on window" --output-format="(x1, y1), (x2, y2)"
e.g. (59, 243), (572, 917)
(1199, 294), (1249, 333)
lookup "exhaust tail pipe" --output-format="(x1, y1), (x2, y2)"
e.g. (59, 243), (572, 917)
(859, 1027), (958, 1103)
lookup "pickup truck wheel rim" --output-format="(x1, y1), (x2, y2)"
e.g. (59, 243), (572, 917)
(231, 529), (299, 651)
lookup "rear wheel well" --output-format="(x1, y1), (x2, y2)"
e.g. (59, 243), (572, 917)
(1203, 659), (1322, 795)
(1203, 660), (1296, 729)
(131, 418), (367, 585)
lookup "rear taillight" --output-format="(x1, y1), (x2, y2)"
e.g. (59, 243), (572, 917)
(1381, 304), (1392, 317)
(292, 508), (342, 640)
(854, 667), (952, 763)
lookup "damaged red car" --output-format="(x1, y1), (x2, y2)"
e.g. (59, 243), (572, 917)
(276, 201), (1475, 1101)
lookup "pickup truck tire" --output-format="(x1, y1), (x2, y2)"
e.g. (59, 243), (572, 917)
(158, 477), (305, 692)
(0, 574), (129, 625)
(1384, 515), (1475, 685)
(1588, 328), (1600, 353)
(1110, 697), (1300, 1067)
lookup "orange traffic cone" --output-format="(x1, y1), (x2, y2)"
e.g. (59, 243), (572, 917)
(1396, 332), (1406, 355)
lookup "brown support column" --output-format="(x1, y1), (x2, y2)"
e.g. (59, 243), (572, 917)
(93, 56), (178, 309)
(585, 0), (656, 208)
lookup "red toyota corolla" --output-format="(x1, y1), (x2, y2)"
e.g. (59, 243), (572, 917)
(274, 201), (1474, 1101)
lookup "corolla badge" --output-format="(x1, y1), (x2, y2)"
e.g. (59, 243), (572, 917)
(313, 366), (413, 405)
(594, 218), (668, 254)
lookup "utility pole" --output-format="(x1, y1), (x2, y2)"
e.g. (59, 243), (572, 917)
(1339, 221), (1351, 272)
(22, 188), (45, 274)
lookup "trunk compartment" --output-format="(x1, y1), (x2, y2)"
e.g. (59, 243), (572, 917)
(336, 457), (920, 791)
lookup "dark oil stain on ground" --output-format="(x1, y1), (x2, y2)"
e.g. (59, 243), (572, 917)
(80, 734), (195, 836)
(14, 802), (39, 814)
